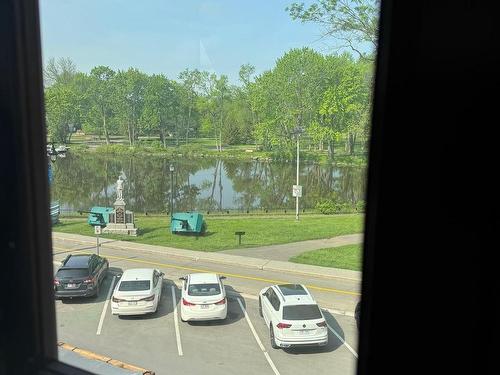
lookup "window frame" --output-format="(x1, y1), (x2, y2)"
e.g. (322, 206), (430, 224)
(1, 0), (455, 373)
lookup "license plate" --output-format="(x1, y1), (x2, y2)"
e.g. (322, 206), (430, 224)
(66, 283), (76, 288)
(128, 301), (137, 306)
(298, 330), (310, 335)
(200, 304), (209, 309)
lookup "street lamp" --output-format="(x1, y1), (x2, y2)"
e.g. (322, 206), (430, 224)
(169, 164), (175, 217)
(47, 143), (58, 162)
(293, 126), (304, 221)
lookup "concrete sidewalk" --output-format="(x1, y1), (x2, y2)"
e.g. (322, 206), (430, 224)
(221, 233), (363, 261)
(52, 232), (362, 281)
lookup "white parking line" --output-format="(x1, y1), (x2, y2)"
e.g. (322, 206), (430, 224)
(237, 298), (280, 375)
(96, 276), (116, 335)
(171, 285), (184, 356)
(326, 323), (358, 358)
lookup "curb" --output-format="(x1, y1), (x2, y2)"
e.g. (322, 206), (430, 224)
(52, 233), (362, 282)
(58, 342), (155, 374)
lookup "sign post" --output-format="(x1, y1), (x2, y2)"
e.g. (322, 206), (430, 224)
(94, 225), (101, 256)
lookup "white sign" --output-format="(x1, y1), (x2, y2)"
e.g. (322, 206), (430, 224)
(94, 225), (102, 235)
(292, 185), (302, 197)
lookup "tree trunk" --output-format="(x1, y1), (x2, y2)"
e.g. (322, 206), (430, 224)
(328, 140), (335, 160)
(102, 110), (110, 145)
(186, 104), (192, 145)
(127, 122), (133, 146)
(160, 128), (167, 148)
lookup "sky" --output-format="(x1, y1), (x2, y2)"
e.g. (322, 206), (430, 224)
(39, 0), (329, 84)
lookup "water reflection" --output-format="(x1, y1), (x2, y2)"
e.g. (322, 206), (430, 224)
(50, 153), (366, 213)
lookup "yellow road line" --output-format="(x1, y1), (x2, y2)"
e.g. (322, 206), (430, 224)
(52, 236), (362, 282)
(53, 246), (360, 296)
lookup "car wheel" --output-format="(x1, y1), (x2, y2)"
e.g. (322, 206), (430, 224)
(270, 324), (279, 349)
(258, 297), (263, 317)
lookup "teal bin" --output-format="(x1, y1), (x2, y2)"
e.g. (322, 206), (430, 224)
(170, 212), (205, 234)
(87, 206), (113, 227)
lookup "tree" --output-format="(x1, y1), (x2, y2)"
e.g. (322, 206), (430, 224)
(114, 68), (148, 145)
(319, 56), (369, 157)
(251, 48), (327, 153)
(141, 74), (177, 148)
(88, 66), (116, 144)
(287, 0), (379, 61)
(43, 57), (77, 87)
(178, 69), (203, 144)
(197, 72), (230, 151)
(45, 71), (88, 143)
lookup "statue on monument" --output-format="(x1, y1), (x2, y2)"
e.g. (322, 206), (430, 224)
(116, 176), (124, 201)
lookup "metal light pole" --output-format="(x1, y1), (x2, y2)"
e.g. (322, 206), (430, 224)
(296, 133), (300, 220)
(170, 164), (174, 217)
(293, 127), (303, 221)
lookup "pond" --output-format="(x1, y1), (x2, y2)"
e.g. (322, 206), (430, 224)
(50, 153), (366, 214)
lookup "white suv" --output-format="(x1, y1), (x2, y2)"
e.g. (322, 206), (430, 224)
(259, 284), (328, 349)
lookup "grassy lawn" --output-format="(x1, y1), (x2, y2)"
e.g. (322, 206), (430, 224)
(289, 244), (362, 271)
(52, 214), (363, 252)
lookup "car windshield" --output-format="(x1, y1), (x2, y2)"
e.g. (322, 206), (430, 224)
(56, 268), (89, 278)
(188, 283), (221, 296)
(118, 280), (151, 291)
(283, 304), (322, 320)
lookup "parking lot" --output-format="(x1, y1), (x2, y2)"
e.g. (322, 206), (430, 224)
(53, 238), (359, 375)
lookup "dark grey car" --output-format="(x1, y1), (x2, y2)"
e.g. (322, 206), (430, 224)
(54, 254), (109, 298)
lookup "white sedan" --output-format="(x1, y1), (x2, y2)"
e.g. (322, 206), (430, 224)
(179, 273), (228, 322)
(111, 268), (163, 316)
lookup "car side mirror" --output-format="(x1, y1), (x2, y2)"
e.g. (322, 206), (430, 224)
(179, 276), (186, 281)
(219, 275), (227, 280)
(159, 272), (164, 277)
(117, 273), (122, 278)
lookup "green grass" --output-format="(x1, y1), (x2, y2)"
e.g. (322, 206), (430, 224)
(52, 214), (363, 252)
(289, 244), (362, 271)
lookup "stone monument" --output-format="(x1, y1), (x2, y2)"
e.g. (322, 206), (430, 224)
(102, 176), (138, 236)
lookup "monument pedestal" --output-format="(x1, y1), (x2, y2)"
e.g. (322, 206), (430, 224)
(102, 198), (138, 236)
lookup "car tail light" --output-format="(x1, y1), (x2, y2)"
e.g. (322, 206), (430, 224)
(276, 322), (292, 329)
(83, 276), (96, 284)
(140, 295), (155, 302)
(112, 296), (125, 303)
(214, 298), (226, 305)
(182, 298), (196, 306)
(316, 321), (327, 327)
(54, 278), (60, 286)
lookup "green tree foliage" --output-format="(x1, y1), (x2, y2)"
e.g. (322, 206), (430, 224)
(88, 66), (117, 144)
(43, 57), (77, 87)
(178, 69), (203, 144)
(44, 49), (372, 158)
(114, 68), (148, 145)
(141, 74), (177, 148)
(287, 0), (379, 61)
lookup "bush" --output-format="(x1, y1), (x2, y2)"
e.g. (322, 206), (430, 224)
(355, 200), (365, 212)
(315, 199), (342, 214)
(315, 199), (360, 214)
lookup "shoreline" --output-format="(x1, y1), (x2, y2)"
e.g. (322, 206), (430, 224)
(65, 143), (369, 167)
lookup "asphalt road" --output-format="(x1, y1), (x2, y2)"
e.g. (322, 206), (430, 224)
(52, 237), (360, 375)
